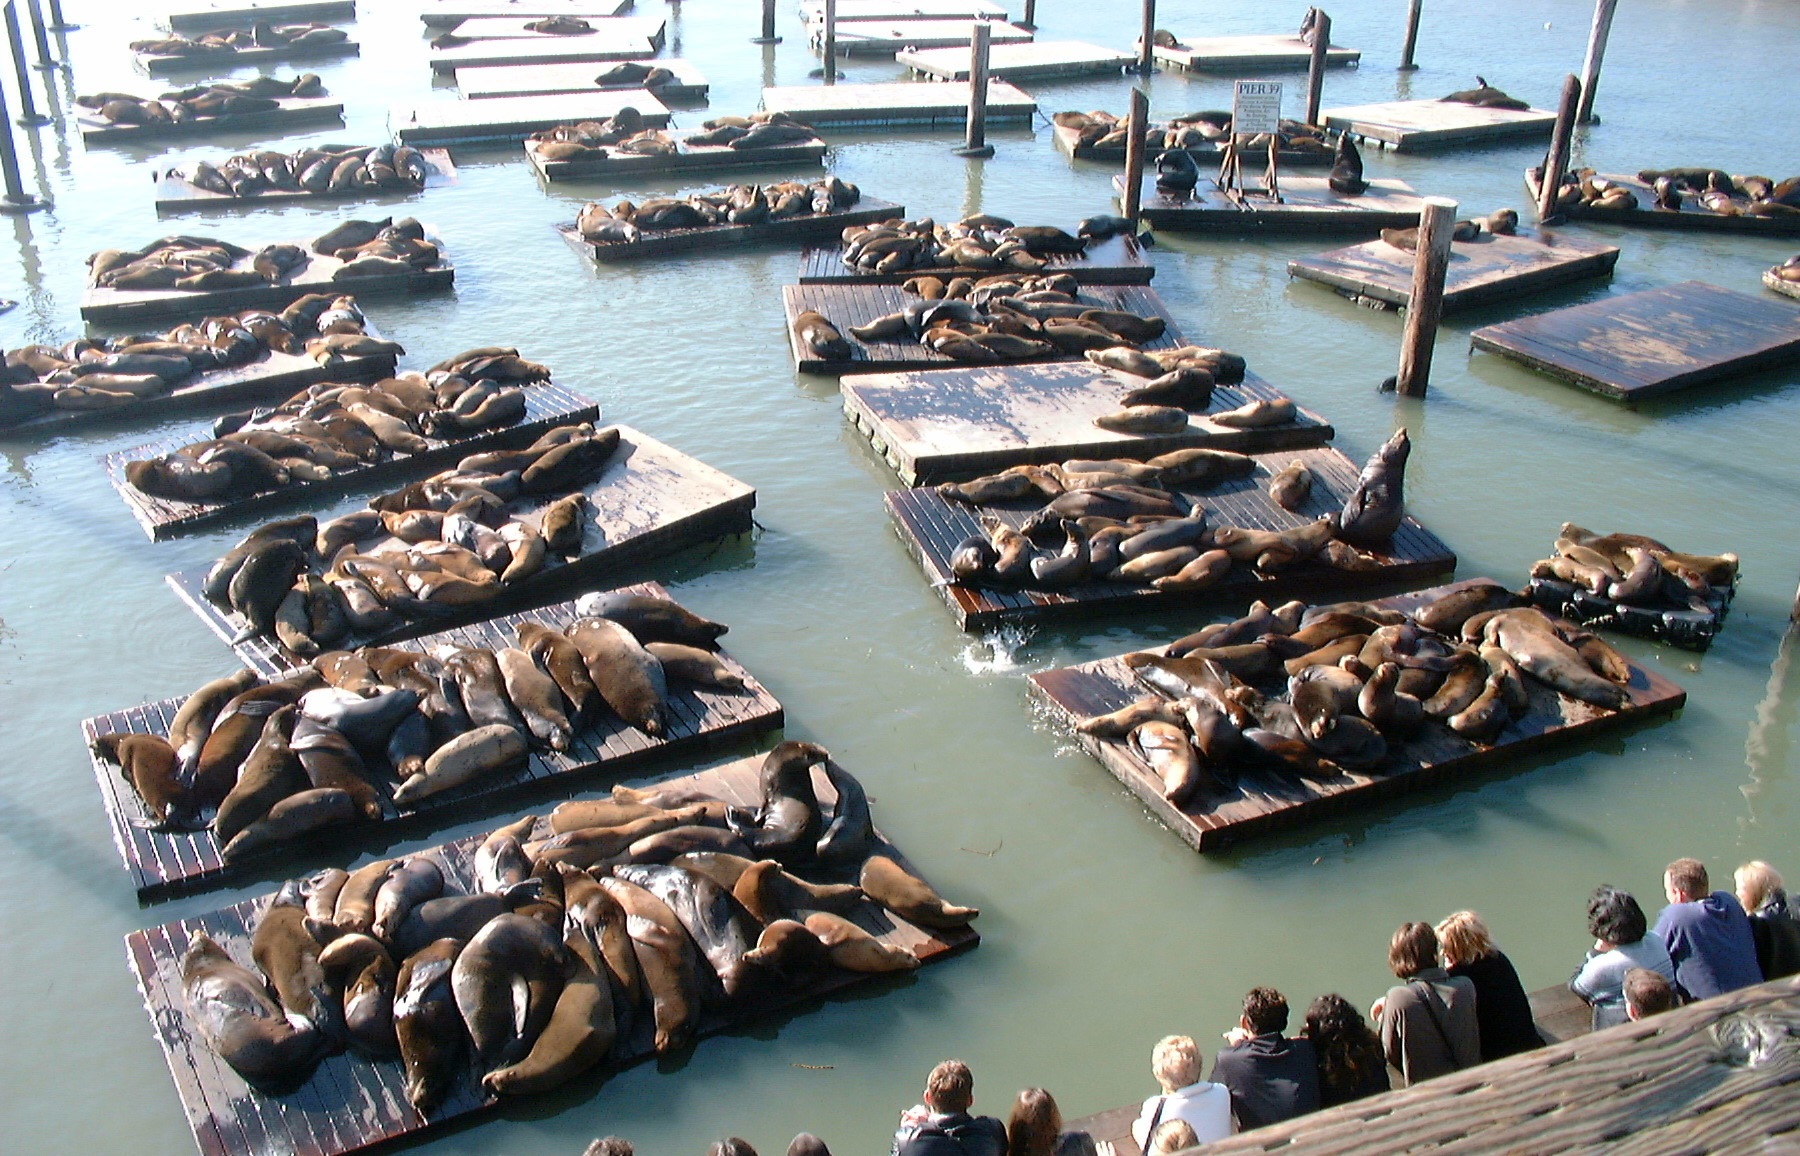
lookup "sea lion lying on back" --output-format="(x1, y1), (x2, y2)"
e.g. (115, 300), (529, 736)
(726, 741), (828, 865)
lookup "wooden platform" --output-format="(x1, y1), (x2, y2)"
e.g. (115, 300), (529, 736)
(558, 198), (904, 263)
(824, 19), (1033, 57)
(154, 151), (455, 215)
(124, 754), (975, 1156)
(104, 382), (596, 540)
(139, 40), (360, 76)
(1122, 175), (1426, 235)
(1027, 579), (1683, 847)
(1051, 122), (1333, 168)
(421, 0), (634, 27)
(1469, 280), (1800, 400)
(391, 91), (669, 145)
(891, 446), (1456, 631)
(78, 98), (344, 145)
(799, 0), (1007, 19)
(1287, 229), (1620, 315)
(527, 138), (828, 182)
(783, 283), (1184, 376)
(168, 425), (756, 667)
(428, 27), (660, 74)
(1525, 170), (1800, 237)
(457, 58), (708, 102)
(163, 0), (353, 32)
(760, 81), (1035, 128)
(842, 362), (1332, 486)
(899, 39), (1135, 80)
(89, 587), (781, 899)
(446, 14), (663, 42)
(797, 232), (1151, 286)
(1767, 268), (1800, 301)
(1152, 33), (1360, 72)
(1324, 100), (1555, 152)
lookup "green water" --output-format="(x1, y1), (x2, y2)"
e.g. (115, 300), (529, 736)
(3, 1), (1799, 1153)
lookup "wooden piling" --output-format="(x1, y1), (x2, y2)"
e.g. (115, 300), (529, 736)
(822, 0), (837, 83)
(1021, 0), (1036, 30)
(1536, 74), (1581, 223)
(1136, 0), (1154, 74)
(1394, 195), (1456, 397)
(1576, 0), (1617, 124)
(753, 0), (780, 43)
(1304, 9), (1331, 125)
(4, 0), (46, 125)
(1122, 86), (1148, 223)
(953, 20), (993, 156)
(1399, 0), (1422, 70)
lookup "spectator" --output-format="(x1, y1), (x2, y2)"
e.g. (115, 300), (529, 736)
(1624, 968), (1676, 1020)
(584, 1140), (634, 1156)
(787, 1136), (832, 1156)
(1653, 858), (1761, 1001)
(1436, 911), (1544, 1061)
(1129, 1035), (1232, 1147)
(1301, 994), (1389, 1108)
(1007, 1088), (1097, 1156)
(709, 1142), (757, 1156)
(1735, 860), (1800, 979)
(1211, 987), (1321, 1130)
(1372, 922), (1480, 1085)
(1147, 1121), (1199, 1156)
(1569, 885), (1676, 1030)
(892, 1060), (1008, 1156)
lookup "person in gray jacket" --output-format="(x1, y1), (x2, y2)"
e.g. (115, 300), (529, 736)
(1570, 885), (1676, 1029)
(1371, 922), (1480, 1086)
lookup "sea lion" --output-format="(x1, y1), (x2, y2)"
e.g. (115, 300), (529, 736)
(1268, 462), (1313, 510)
(167, 668), (260, 780)
(1334, 428), (1409, 547)
(212, 704), (303, 846)
(644, 642), (745, 691)
(815, 760), (875, 865)
(547, 799), (668, 835)
(1410, 581), (1519, 636)
(597, 874), (701, 1054)
(1481, 609), (1630, 709)
(1289, 664), (1364, 739)
(575, 591), (728, 647)
(1480, 645), (1532, 716)
(1421, 652), (1490, 719)
(1129, 720), (1207, 805)
(483, 930), (614, 1096)
(304, 868), (349, 922)
(1149, 447), (1257, 486)
(626, 824), (752, 863)
(221, 788), (357, 864)
(392, 724), (530, 806)
(1357, 662), (1425, 736)
(290, 716), (382, 820)
(860, 854), (977, 928)
(794, 311), (852, 360)
(182, 931), (325, 1084)
(298, 686), (420, 753)
(742, 919), (834, 980)
(393, 938), (466, 1112)
(372, 858), (445, 943)
(727, 741), (829, 864)
(342, 943), (398, 1057)
(803, 912), (920, 973)
(1328, 134), (1368, 195)
(730, 858), (864, 925)
(1075, 696), (1184, 737)
(568, 617), (667, 736)
(1029, 519), (1092, 587)
(1152, 548), (1233, 592)
(253, 879), (337, 1037)
(1095, 405), (1188, 434)
(615, 862), (757, 998)
(518, 622), (604, 724)
(495, 647), (574, 750)
(1119, 367), (1214, 409)
(560, 865), (643, 1029)
(93, 731), (188, 827)
(527, 810), (700, 869)
(333, 858), (399, 935)
(1448, 678), (1509, 742)
(1154, 148), (1200, 194)
(1212, 398), (1296, 428)
(475, 815), (537, 891)
(452, 912), (565, 1068)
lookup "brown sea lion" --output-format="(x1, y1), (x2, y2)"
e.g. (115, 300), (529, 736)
(803, 912), (920, 972)
(394, 938), (465, 1112)
(727, 741), (828, 865)
(860, 854), (978, 928)
(452, 913), (565, 1068)
(567, 616), (667, 736)
(597, 874), (700, 1054)
(483, 930), (614, 1095)
(253, 879), (337, 1035)
(182, 931), (325, 1084)
(518, 622), (604, 724)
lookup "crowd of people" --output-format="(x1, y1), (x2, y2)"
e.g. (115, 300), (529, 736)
(576, 857), (1800, 1156)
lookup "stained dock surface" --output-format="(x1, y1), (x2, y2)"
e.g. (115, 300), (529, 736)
(1152, 33), (1360, 72)
(897, 40), (1135, 80)
(830, 20), (1034, 56)
(1288, 228), (1620, 314)
(457, 59), (708, 101)
(1324, 99), (1556, 151)
(427, 21), (662, 73)
(1122, 176), (1426, 234)
(390, 92), (669, 146)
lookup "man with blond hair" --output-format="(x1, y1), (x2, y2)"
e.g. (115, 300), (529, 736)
(1735, 860), (1800, 979)
(892, 1060), (1007, 1156)
(1652, 857), (1760, 1001)
(1130, 1034), (1233, 1148)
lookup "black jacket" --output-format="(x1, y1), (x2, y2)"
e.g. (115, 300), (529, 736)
(1449, 950), (1544, 1061)
(893, 1112), (1007, 1156)
(1212, 1033), (1321, 1131)
(1750, 891), (1800, 980)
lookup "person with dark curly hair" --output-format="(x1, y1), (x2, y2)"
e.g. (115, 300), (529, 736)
(1571, 885), (1676, 1030)
(1301, 994), (1389, 1108)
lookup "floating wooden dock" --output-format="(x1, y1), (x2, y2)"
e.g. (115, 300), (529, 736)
(527, 138), (828, 182)
(390, 91), (670, 145)
(421, 0), (633, 26)
(842, 362), (1332, 486)
(1051, 122), (1332, 167)
(1524, 170), (1800, 237)
(89, 586), (781, 899)
(797, 232), (1153, 286)
(558, 198), (904, 263)
(783, 282), (1182, 375)
(153, 150), (456, 215)
(799, 0), (1007, 19)
(1470, 280), (1800, 400)
(444, 14), (663, 42)
(1287, 229), (1620, 314)
(1152, 33), (1360, 72)
(1324, 99), (1556, 152)
(1027, 579), (1682, 847)
(162, 0), (354, 32)
(760, 81), (1035, 129)
(825, 19), (1033, 56)
(428, 26), (660, 74)
(169, 425), (757, 667)
(893, 446), (1454, 631)
(78, 98), (344, 145)
(457, 58), (708, 101)
(104, 382), (596, 540)
(899, 39), (1135, 80)
(1767, 267), (1800, 301)
(1121, 175), (1426, 234)
(138, 40), (361, 76)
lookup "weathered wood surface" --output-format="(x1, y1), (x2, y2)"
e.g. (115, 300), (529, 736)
(1324, 99), (1556, 151)
(78, 98), (345, 145)
(760, 81), (1036, 128)
(1152, 33), (1360, 72)
(798, 0), (1007, 19)
(842, 361), (1332, 486)
(797, 232), (1152, 286)
(823, 19), (1033, 56)
(444, 14), (664, 42)
(122, 757), (977, 1156)
(785, 282), (1184, 376)
(892, 446), (1455, 631)
(1524, 170), (1800, 237)
(104, 382), (597, 540)
(420, 0), (633, 27)
(167, 425), (757, 667)
(457, 58), (708, 101)
(899, 39), (1133, 79)
(162, 0), (354, 32)
(1121, 175), (1426, 234)
(559, 199), (904, 263)
(153, 151), (456, 215)
(87, 585), (782, 899)
(1767, 268), (1800, 301)
(1470, 280), (1800, 400)
(427, 27), (659, 73)
(139, 39), (361, 76)
(1052, 122), (1333, 167)
(1028, 579), (1683, 847)
(527, 138), (828, 182)
(390, 91), (670, 146)
(1287, 228), (1620, 314)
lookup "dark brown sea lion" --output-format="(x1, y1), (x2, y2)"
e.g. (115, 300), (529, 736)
(1334, 428), (1409, 547)
(1328, 133), (1368, 195)
(93, 731), (188, 826)
(803, 912), (921, 972)
(815, 760), (875, 865)
(518, 622), (604, 724)
(614, 862), (758, 999)
(182, 931), (325, 1084)
(567, 617), (668, 736)
(394, 938), (465, 1111)
(372, 858), (445, 943)
(597, 874), (701, 1054)
(575, 591), (727, 647)
(212, 704), (303, 846)
(452, 912), (565, 1068)
(253, 879), (338, 1038)
(221, 788), (357, 864)
(167, 668), (260, 779)
(483, 930), (614, 1095)
(726, 741), (829, 864)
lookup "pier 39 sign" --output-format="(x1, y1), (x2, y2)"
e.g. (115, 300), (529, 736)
(1232, 81), (1283, 134)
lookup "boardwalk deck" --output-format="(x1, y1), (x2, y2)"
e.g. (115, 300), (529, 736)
(391, 91), (669, 145)
(825, 19), (1033, 56)
(527, 138), (828, 182)
(899, 40), (1135, 80)
(891, 446), (1455, 631)
(421, 0), (633, 26)
(88, 586), (782, 899)
(1027, 579), (1683, 848)
(1052, 122), (1333, 167)
(1287, 229), (1620, 314)
(797, 232), (1153, 286)
(558, 198), (904, 263)
(153, 151), (456, 215)
(1469, 280), (1800, 400)
(1525, 170), (1800, 237)
(428, 28), (659, 74)
(104, 382), (597, 540)
(842, 362), (1332, 486)
(1324, 99), (1555, 151)
(139, 40), (360, 76)
(445, 14), (663, 42)
(168, 425), (757, 667)
(78, 98), (344, 145)
(1121, 175), (1426, 234)
(1767, 268), (1800, 301)
(457, 58), (708, 101)
(760, 81), (1035, 128)
(784, 282), (1183, 375)
(163, 0), (354, 31)
(1152, 33), (1360, 72)
(799, 0), (1007, 19)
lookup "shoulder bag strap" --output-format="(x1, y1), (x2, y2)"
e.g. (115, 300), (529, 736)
(1410, 980), (1457, 1054)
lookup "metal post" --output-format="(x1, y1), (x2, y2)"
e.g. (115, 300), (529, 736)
(1576, 0), (1617, 124)
(753, 0), (779, 44)
(1399, 0), (1422, 70)
(954, 20), (993, 157)
(1304, 10), (1330, 125)
(821, 0), (836, 84)
(0, 38), (44, 212)
(1394, 196), (1456, 398)
(1536, 74), (1581, 223)
(23, 0), (53, 69)
(1020, 0), (1036, 30)
(1136, 0), (1155, 75)
(1122, 86), (1148, 222)
(4, 2), (46, 125)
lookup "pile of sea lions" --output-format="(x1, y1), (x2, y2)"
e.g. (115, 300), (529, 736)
(1073, 582), (1640, 806)
(1771, 254), (1800, 285)
(431, 14), (594, 45)
(174, 740), (978, 1103)
(76, 75), (325, 126)
(1439, 77), (1532, 110)
(1077, 343), (1289, 437)
(123, 345), (549, 505)
(131, 22), (350, 58)
(169, 144), (434, 200)
(1378, 208), (1517, 252)
(935, 429), (1411, 594)
(576, 176), (858, 245)
(89, 218), (442, 294)
(532, 110), (821, 166)
(837, 215), (1093, 276)
(592, 61), (680, 90)
(1527, 524), (1738, 613)
(1538, 166), (1800, 216)
(1053, 109), (1332, 158)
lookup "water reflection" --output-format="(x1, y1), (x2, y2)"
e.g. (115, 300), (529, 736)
(1742, 626), (1800, 827)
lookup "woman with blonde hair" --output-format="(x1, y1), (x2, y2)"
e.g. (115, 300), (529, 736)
(1735, 860), (1800, 979)
(1129, 1035), (1232, 1148)
(1436, 910), (1542, 1061)
(1005, 1088), (1096, 1156)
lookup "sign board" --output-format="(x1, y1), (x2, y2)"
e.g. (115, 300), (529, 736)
(1231, 80), (1283, 135)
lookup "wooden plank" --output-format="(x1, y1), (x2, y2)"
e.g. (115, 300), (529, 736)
(421, 0), (633, 26)
(1325, 100), (1556, 152)
(1121, 175), (1427, 235)
(843, 362), (1333, 485)
(428, 29), (658, 74)
(1051, 121), (1333, 167)
(798, 232), (1153, 286)
(78, 98), (345, 146)
(760, 81), (1035, 128)
(163, 0), (355, 32)
(892, 446), (1456, 631)
(457, 58), (708, 102)
(899, 39), (1135, 80)
(1027, 579), (1684, 850)
(824, 19), (1034, 57)
(527, 138), (828, 183)
(1287, 228), (1621, 315)
(783, 282), (1185, 375)
(798, 0), (1007, 20)
(1152, 33), (1360, 72)
(104, 382), (598, 540)
(391, 91), (670, 145)
(442, 14), (664, 42)
(123, 756), (977, 1156)
(139, 40), (361, 77)
(166, 425), (756, 668)
(1525, 170), (1800, 237)
(1469, 280), (1800, 400)
(152, 151), (456, 215)
(559, 198), (904, 263)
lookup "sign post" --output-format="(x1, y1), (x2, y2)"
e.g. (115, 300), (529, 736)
(1221, 80), (1283, 200)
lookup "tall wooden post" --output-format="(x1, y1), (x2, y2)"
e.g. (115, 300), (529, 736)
(1020, 0), (1037, 30)
(954, 20), (994, 157)
(752, 0), (780, 44)
(44, 0), (70, 29)
(4, 1), (46, 125)
(1536, 74), (1581, 222)
(1136, 0), (1154, 75)
(1576, 0), (1618, 124)
(1122, 87), (1149, 223)
(0, 7), (44, 213)
(1399, 0), (1422, 70)
(1394, 196), (1456, 398)
(22, 0), (51, 68)
(822, 0), (836, 84)
(1304, 10), (1330, 125)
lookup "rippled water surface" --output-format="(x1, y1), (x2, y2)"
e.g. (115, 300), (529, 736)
(4, 0), (1800, 1152)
